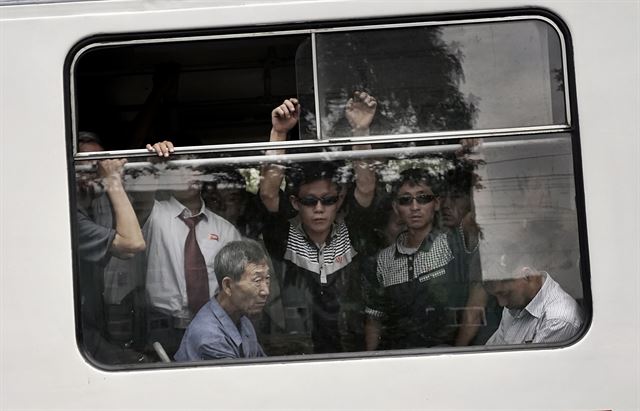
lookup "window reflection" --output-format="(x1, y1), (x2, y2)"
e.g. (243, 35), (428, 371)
(313, 19), (565, 137)
(74, 134), (583, 365)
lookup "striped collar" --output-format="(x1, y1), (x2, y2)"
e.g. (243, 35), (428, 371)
(291, 216), (339, 248)
(284, 218), (356, 281)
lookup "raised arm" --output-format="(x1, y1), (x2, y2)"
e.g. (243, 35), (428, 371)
(346, 91), (378, 207)
(130, 140), (176, 225)
(352, 144), (376, 208)
(345, 91), (377, 137)
(259, 98), (299, 213)
(98, 159), (146, 259)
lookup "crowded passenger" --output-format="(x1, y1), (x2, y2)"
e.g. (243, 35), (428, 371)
(201, 167), (288, 353)
(483, 241), (583, 345)
(76, 132), (147, 363)
(372, 194), (406, 249)
(201, 168), (265, 239)
(259, 92), (378, 353)
(142, 141), (242, 357)
(364, 167), (481, 350)
(76, 95), (583, 363)
(439, 164), (499, 346)
(175, 240), (271, 361)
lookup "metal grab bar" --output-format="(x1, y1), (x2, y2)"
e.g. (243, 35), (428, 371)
(73, 136), (570, 172)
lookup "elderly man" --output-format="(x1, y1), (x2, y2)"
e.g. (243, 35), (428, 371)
(174, 239), (271, 361)
(483, 243), (583, 345)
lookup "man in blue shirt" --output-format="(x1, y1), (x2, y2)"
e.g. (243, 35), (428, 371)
(174, 239), (271, 361)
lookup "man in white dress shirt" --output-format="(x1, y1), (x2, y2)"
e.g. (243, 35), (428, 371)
(483, 243), (583, 345)
(143, 141), (242, 356)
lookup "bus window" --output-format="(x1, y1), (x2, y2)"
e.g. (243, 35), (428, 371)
(314, 19), (566, 137)
(74, 34), (313, 151)
(70, 14), (586, 368)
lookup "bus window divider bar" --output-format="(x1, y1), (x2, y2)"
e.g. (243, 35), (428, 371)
(74, 135), (571, 172)
(311, 32), (322, 140)
(73, 125), (570, 161)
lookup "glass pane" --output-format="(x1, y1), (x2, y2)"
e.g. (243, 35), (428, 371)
(74, 34), (312, 151)
(313, 19), (566, 137)
(473, 135), (583, 346)
(73, 133), (583, 366)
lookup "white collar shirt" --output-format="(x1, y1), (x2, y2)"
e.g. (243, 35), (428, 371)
(486, 272), (583, 345)
(144, 196), (241, 320)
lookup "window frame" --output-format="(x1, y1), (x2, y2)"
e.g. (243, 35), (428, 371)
(67, 10), (573, 158)
(65, 7), (591, 371)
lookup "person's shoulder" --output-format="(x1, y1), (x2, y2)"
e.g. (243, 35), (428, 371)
(376, 243), (397, 265)
(204, 209), (240, 232)
(205, 208), (232, 228)
(438, 227), (459, 246)
(188, 304), (223, 336)
(146, 198), (171, 218)
(542, 276), (583, 325)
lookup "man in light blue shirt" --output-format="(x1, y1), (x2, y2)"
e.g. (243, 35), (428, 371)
(175, 240), (271, 361)
(483, 244), (583, 345)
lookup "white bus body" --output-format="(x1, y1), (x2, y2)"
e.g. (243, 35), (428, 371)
(1, 1), (638, 410)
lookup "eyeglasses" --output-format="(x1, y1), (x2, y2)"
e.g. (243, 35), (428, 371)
(297, 195), (339, 207)
(396, 193), (437, 206)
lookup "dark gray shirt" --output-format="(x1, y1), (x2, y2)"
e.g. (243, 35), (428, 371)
(365, 228), (480, 348)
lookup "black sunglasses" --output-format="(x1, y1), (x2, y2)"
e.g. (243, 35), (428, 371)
(396, 193), (437, 206)
(297, 195), (339, 207)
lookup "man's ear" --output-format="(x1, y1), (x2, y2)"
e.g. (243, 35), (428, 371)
(221, 277), (234, 295)
(434, 196), (441, 212)
(392, 200), (399, 216)
(289, 195), (300, 211)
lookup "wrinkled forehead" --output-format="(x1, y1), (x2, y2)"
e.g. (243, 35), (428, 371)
(242, 260), (271, 277)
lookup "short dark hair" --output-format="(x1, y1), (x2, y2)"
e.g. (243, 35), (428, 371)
(214, 239), (271, 286)
(285, 161), (345, 197)
(443, 159), (474, 195)
(78, 131), (104, 149)
(391, 167), (440, 198)
(208, 168), (247, 191)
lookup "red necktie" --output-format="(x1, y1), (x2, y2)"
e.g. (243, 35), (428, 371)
(180, 214), (210, 315)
